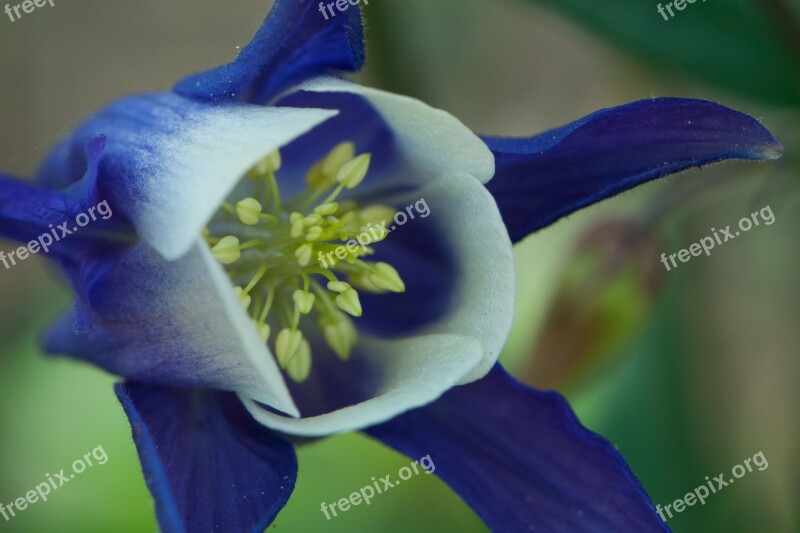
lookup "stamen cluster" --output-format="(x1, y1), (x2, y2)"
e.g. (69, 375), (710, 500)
(204, 142), (406, 382)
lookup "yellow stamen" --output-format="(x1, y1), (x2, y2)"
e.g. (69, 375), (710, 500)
(204, 143), (407, 383)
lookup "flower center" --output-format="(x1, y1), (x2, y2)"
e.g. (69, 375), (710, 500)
(204, 142), (406, 383)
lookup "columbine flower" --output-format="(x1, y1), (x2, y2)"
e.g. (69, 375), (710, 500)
(0, 2), (782, 531)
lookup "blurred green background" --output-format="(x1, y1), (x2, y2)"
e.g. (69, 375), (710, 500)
(1, 0), (798, 531)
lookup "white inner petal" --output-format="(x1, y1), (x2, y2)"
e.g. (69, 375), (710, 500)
(133, 98), (337, 260)
(415, 171), (516, 383)
(241, 334), (484, 436)
(286, 77), (496, 185)
(198, 240), (299, 416)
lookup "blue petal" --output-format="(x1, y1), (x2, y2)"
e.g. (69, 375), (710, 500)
(0, 137), (130, 265)
(174, 0), (365, 104)
(115, 383), (297, 532)
(366, 365), (669, 532)
(46, 241), (299, 416)
(483, 98), (783, 243)
(0, 175), (72, 247)
(1, 137), (104, 243)
(38, 92), (336, 260)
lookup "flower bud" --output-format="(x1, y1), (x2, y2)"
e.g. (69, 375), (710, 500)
(275, 328), (303, 368)
(336, 154), (371, 189)
(236, 198), (262, 226)
(369, 262), (405, 293)
(211, 236), (241, 265)
(293, 290), (316, 315)
(321, 141), (356, 177)
(335, 288), (362, 317)
(286, 339), (312, 382)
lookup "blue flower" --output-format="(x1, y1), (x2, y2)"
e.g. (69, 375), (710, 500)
(0, 2), (782, 531)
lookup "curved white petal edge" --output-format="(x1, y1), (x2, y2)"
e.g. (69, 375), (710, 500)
(241, 334), (484, 437)
(198, 240), (300, 417)
(128, 96), (338, 261)
(416, 171), (516, 383)
(286, 77), (496, 185)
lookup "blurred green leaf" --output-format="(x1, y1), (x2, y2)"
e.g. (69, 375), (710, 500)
(521, 0), (800, 105)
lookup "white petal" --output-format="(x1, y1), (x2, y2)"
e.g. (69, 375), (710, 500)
(199, 240), (299, 415)
(148, 103), (336, 260)
(85, 93), (337, 261)
(241, 334), (483, 436)
(286, 77), (495, 184)
(414, 171), (516, 383)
